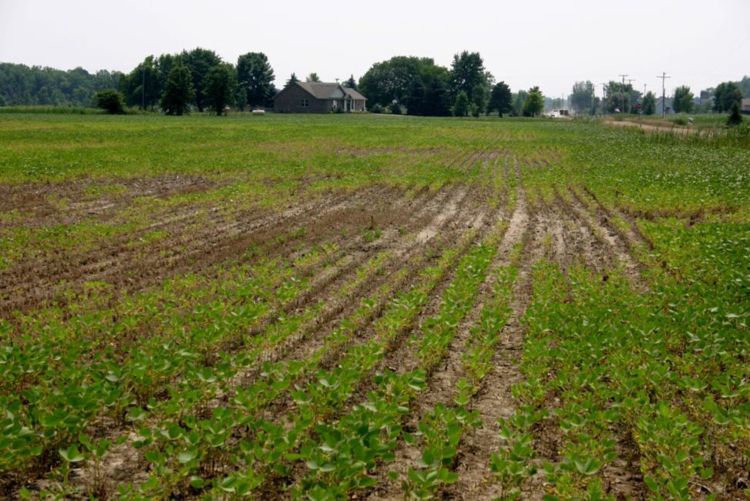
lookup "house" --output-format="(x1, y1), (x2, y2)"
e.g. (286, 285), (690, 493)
(742, 98), (750, 115)
(273, 81), (367, 113)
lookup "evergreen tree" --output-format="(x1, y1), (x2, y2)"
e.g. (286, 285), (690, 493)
(286, 73), (299, 87)
(343, 74), (358, 90)
(160, 64), (194, 115)
(727, 101), (744, 126)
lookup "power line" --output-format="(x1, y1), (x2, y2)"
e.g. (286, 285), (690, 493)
(657, 72), (671, 117)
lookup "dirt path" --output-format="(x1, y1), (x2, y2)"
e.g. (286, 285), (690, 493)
(603, 118), (696, 136)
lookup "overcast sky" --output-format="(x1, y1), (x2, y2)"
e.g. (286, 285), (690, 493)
(1, 0), (749, 97)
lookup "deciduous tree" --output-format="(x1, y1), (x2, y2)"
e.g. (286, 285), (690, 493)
(160, 64), (194, 115)
(642, 91), (656, 115)
(713, 81), (743, 113)
(182, 48), (222, 112)
(672, 85), (694, 113)
(94, 89), (125, 114)
(452, 91), (469, 117)
(570, 81), (594, 115)
(306, 73), (320, 82)
(203, 64), (237, 115)
(450, 51), (491, 113)
(237, 52), (275, 109)
(359, 56), (451, 116)
(487, 81), (512, 117)
(523, 86), (544, 117)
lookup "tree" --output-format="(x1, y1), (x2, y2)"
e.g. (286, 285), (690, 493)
(487, 81), (512, 117)
(286, 73), (299, 87)
(120, 56), (160, 109)
(343, 74), (358, 90)
(403, 63), (451, 116)
(672, 85), (694, 113)
(522, 86), (544, 117)
(0, 62), (122, 106)
(237, 52), (275, 109)
(727, 101), (744, 126)
(359, 56), (451, 116)
(604, 81), (637, 113)
(182, 48), (222, 112)
(642, 91), (656, 115)
(160, 64), (194, 115)
(450, 51), (491, 113)
(94, 89), (125, 114)
(511, 90), (528, 116)
(306, 72), (320, 82)
(570, 81), (594, 115)
(203, 64), (237, 115)
(738, 76), (750, 100)
(452, 91), (470, 117)
(713, 81), (743, 112)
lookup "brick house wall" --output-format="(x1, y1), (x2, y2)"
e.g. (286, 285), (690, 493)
(273, 85), (332, 113)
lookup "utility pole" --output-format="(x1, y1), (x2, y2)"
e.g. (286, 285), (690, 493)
(618, 74), (628, 113)
(657, 72), (670, 117)
(601, 83), (608, 115)
(626, 78), (636, 114)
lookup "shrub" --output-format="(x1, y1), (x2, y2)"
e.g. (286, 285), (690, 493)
(94, 89), (125, 114)
(727, 102), (744, 127)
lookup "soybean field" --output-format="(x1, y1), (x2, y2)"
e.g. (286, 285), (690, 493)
(0, 113), (748, 500)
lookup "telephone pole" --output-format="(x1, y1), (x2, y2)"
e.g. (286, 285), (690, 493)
(626, 78), (636, 113)
(657, 72), (670, 117)
(617, 74), (628, 112)
(600, 83), (608, 115)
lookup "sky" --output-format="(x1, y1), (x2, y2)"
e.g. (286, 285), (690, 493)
(1, 0), (749, 98)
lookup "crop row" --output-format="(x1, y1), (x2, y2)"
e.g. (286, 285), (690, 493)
(0, 238), (340, 485)
(120, 228), (480, 498)
(292, 227), (508, 499)
(405, 243), (523, 499)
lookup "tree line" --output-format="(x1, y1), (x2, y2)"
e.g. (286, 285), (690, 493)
(358, 52), (543, 117)
(567, 76), (749, 116)
(0, 63), (121, 107)
(0, 49), (548, 117)
(117, 49), (275, 115)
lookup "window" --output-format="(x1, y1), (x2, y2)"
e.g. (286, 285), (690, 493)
(300, 99), (309, 107)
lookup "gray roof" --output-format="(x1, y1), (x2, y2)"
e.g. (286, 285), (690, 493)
(296, 81), (366, 100)
(343, 87), (367, 100)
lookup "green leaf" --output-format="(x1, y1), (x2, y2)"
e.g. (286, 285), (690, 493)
(59, 445), (85, 463)
(178, 450), (197, 464)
